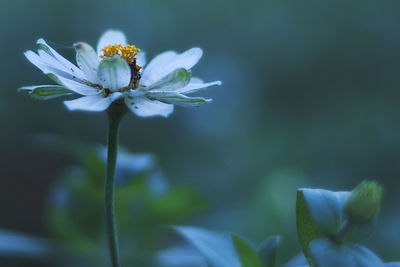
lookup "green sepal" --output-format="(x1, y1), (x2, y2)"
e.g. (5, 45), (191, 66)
(18, 85), (73, 100)
(149, 92), (211, 107)
(148, 68), (192, 91)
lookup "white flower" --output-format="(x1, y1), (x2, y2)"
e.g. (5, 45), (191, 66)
(20, 30), (222, 117)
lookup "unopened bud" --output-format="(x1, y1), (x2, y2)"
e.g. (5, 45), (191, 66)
(344, 181), (383, 224)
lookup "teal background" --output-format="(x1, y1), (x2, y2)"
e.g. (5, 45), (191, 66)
(1, 0), (400, 265)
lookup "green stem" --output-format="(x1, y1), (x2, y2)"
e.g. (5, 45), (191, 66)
(333, 219), (352, 244)
(105, 107), (124, 267)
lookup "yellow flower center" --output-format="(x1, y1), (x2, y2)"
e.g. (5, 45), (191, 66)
(101, 44), (141, 65)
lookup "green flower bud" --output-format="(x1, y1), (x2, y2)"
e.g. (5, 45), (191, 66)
(344, 181), (383, 224)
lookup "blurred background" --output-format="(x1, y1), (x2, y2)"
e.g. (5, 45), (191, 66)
(1, 0), (400, 266)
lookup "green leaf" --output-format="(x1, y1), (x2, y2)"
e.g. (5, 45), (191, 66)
(18, 85), (73, 100)
(309, 238), (384, 267)
(257, 236), (280, 267)
(296, 189), (350, 264)
(232, 234), (262, 267)
(342, 219), (375, 243)
(296, 190), (323, 264)
(174, 226), (240, 267)
(301, 189), (350, 235)
(148, 68), (192, 91)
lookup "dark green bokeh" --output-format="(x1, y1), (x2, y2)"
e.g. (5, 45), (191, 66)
(1, 0), (400, 265)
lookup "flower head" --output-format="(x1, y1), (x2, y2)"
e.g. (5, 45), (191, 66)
(20, 30), (221, 117)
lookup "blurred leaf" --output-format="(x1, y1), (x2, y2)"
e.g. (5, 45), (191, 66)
(145, 187), (207, 223)
(43, 140), (207, 264)
(309, 238), (384, 267)
(174, 226), (240, 267)
(232, 234), (262, 267)
(155, 245), (207, 267)
(282, 253), (308, 267)
(296, 189), (322, 264)
(385, 263), (400, 267)
(298, 189), (349, 235)
(0, 229), (57, 258)
(342, 219), (375, 243)
(251, 168), (308, 261)
(296, 188), (350, 264)
(257, 236), (280, 267)
(46, 169), (103, 252)
(98, 147), (155, 179)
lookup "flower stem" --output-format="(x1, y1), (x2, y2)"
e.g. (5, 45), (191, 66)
(105, 106), (125, 267)
(333, 219), (352, 244)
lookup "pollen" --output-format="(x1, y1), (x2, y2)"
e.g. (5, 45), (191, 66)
(101, 44), (141, 65)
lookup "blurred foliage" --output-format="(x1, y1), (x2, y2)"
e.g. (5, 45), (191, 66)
(174, 185), (399, 267)
(0, 138), (207, 266)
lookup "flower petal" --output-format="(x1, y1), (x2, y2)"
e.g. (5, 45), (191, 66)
(74, 42), (99, 83)
(179, 78), (222, 94)
(56, 76), (99, 95)
(64, 92), (123, 112)
(96, 30), (127, 56)
(136, 51), (146, 68)
(24, 50), (84, 84)
(37, 49), (68, 73)
(148, 92), (211, 107)
(141, 48), (203, 86)
(37, 38), (85, 80)
(147, 68), (191, 92)
(124, 95), (173, 117)
(18, 85), (74, 100)
(139, 51), (177, 85)
(24, 50), (53, 73)
(97, 56), (131, 92)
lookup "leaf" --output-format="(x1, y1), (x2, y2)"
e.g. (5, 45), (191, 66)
(300, 189), (350, 235)
(296, 190), (323, 264)
(296, 188), (350, 264)
(309, 238), (384, 267)
(385, 262), (400, 267)
(0, 229), (56, 258)
(257, 236), (281, 267)
(232, 234), (262, 267)
(174, 226), (240, 267)
(18, 85), (73, 100)
(283, 253), (308, 267)
(155, 245), (208, 267)
(342, 219), (375, 243)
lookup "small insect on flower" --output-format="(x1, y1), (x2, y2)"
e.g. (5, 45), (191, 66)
(20, 30), (222, 117)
